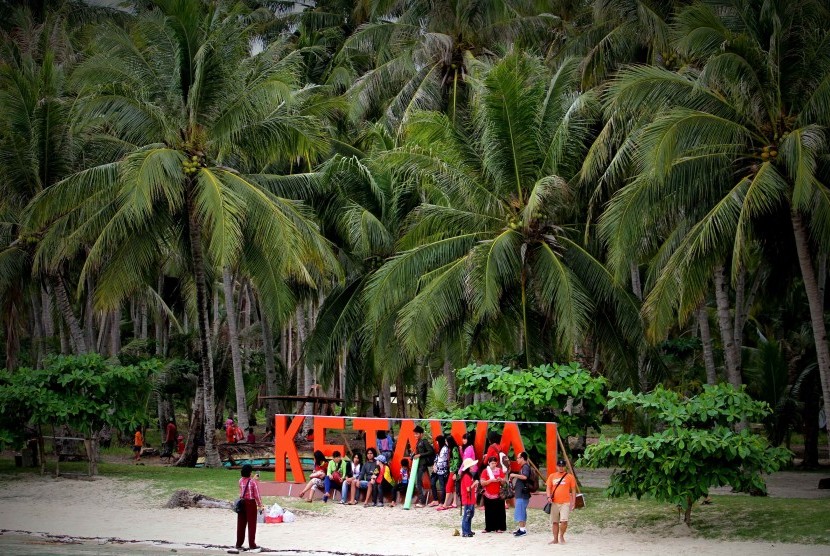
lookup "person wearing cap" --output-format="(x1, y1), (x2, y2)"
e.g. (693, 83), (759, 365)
(545, 457), (577, 544)
(459, 457), (478, 537)
(371, 454), (394, 506)
(411, 425), (435, 508)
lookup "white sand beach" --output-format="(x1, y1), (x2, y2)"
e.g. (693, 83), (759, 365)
(0, 474), (826, 555)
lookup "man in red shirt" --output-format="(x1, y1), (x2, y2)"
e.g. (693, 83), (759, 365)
(545, 458), (577, 544)
(164, 419), (177, 455)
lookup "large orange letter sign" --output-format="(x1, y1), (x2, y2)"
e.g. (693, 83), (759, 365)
(313, 416), (346, 458)
(274, 415), (305, 482)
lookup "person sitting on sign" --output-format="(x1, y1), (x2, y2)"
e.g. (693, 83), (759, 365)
(395, 458), (410, 506)
(348, 447), (378, 505)
(298, 450), (328, 502)
(370, 454), (394, 507)
(323, 450), (348, 503)
(341, 452), (361, 504)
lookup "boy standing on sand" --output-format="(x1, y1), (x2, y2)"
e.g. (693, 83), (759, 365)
(133, 427), (143, 463)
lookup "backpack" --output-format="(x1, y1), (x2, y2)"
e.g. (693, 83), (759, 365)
(418, 439), (435, 466)
(526, 463), (540, 493)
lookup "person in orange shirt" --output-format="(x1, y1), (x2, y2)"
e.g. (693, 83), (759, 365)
(545, 457), (576, 544)
(133, 427), (144, 463)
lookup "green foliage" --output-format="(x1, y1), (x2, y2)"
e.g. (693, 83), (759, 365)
(0, 354), (162, 447)
(583, 385), (792, 523)
(436, 362), (607, 459)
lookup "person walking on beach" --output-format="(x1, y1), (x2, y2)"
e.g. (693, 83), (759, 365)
(231, 464), (263, 554)
(545, 457), (577, 544)
(133, 427), (143, 463)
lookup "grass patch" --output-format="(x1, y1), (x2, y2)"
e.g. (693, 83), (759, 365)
(524, 487), (830, 545)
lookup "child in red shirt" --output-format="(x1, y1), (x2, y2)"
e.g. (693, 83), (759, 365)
(459, 458), (478, 537)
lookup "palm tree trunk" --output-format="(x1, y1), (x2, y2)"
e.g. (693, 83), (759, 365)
(223, 267), (248, 431)
(109, 307), (120, 356)
(520, 265), (531, 368)
(212, 287), (220, 342)
(713, 265), (741, 389)
(296, 303), (311, 414)
(176, 383), (204, 467)
(140, 298), (148, 340)
(50, 274), (88, 354)
(790, 212), (830, 454)
(30, 289), (45, 368)
(84, 277), (95, 351)
(155, 274), (164, 356)
(259, 295), (278, 421)
(42, 286), (54, 337)
(697, 304), (717, 385)
(630, 263), (649, 391)
(185, 191), (221, 468)
(442, 350), (456, 405)
(381, 378), (392, 417)
(4, 293), (20, 371)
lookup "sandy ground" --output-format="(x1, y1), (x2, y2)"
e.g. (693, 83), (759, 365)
(1, 474), (828, 556)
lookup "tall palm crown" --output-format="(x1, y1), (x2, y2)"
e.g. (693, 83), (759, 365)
(597, 0), (830, 429)
(366, 52), (640, 368)
(0, 13), (80, 367)
(24, 0), (339, 465)
(333, 0), (564, 132)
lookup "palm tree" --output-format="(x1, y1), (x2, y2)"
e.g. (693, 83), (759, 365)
(302, 124), (422, 412)
(332, 0), (565, 133)
(366, 51), (641, 368)
(0, 12), (89, 368)
(597, 0), (830, 440)
(24, 0), (339, 466)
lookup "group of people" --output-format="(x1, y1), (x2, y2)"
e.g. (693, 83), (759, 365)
(225, 418), (256, 444)
(285, 427), (578, 544)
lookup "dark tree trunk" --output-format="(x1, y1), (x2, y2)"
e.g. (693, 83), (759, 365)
(176, 384), (204, 467)
(259, 296), (278, 420)
(223, 267), (248, 430)
(791, 212), (830, 456)
(185, 188), (221, 468)
(697, 304), (717, 385)
(51, 273), (88, 354)
(713, 265), (741, 389)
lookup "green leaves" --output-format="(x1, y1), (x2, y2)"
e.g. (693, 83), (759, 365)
(583, 385), (792, 522)
(0, 354), (162, 448)
(439, 362), (608, 458)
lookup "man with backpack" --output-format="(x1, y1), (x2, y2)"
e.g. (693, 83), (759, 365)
(411, 425), (435, 508)
(509, 451), (535, 537)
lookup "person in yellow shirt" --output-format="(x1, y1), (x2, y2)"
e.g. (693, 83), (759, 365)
(545, 458), (576, 544)
(133, 427), (144, 463)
